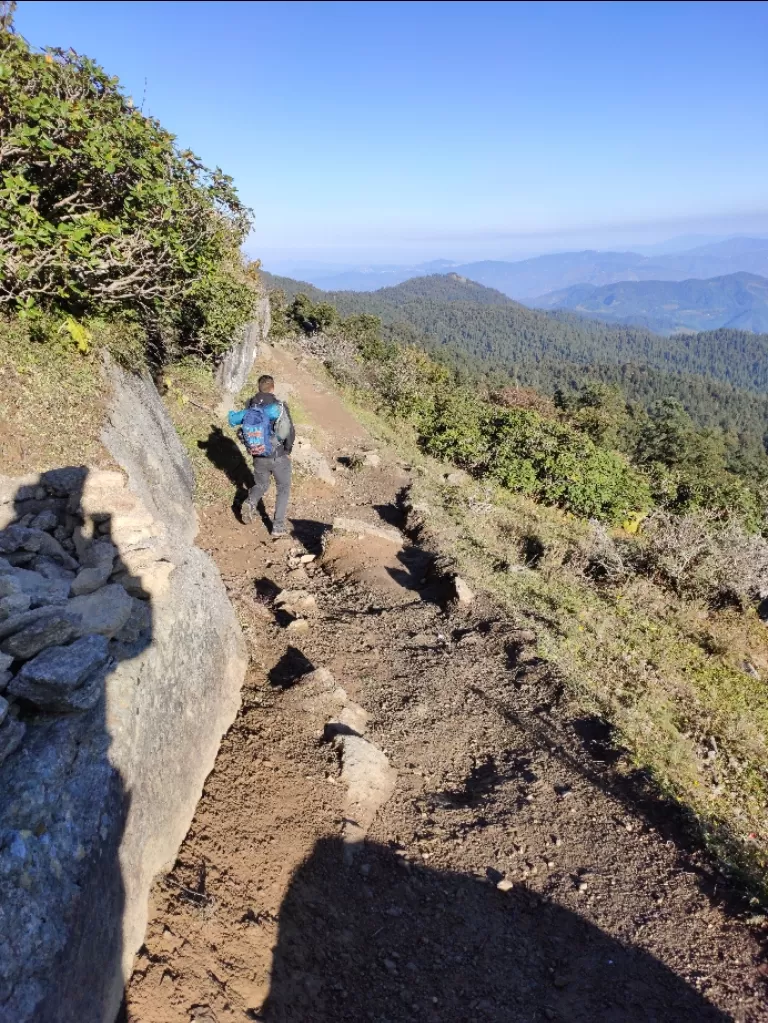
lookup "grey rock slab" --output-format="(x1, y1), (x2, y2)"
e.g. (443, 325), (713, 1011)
(452, 576), (475, 605)
(39, 466), (88, 497)
(0, 592), (32, 621)
(3, 551), (36, 567)
(67, 584), (132, 638)
(0, 715), (24, 765)
(1, 611), (80, 660)
(0, 694), (8, 725)
(36, 532), (79, 570)
(332, 516), (403, 546)
(0, 605), (66, 643)
(70, 563), (113, 597)
(292, 438), (336, 487)
(0, 572), (22, 597)
(214, 298), (271, 393)
(0, 669), (11, 692)
(325, 702), (369, 740)
(29, 509), (59, 532)
(31, 556), (76, 584)
(9, 635), (110, 712)
(101, 356), (197, 546)
(275, 589), (317, 613)
(0, 652), (13, 673)
(5, 567), (70, 608)
(0, 526), (43, 554)
(112, 559), (175, 600)
(0, 544), (246, 1023)
(113, 598), (152, 646)
(80, 539), (117, 570)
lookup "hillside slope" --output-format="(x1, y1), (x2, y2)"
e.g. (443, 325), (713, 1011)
(124, 341), (766, 1023)
(262, 271), (768, 400)
(537, 271), (768, 334)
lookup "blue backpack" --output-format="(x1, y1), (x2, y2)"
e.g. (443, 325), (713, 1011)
(241, 405), (274, 457)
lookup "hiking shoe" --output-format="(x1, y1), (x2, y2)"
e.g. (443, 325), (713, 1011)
(241, 501), (256, 525)
(271, 526), (288, 539)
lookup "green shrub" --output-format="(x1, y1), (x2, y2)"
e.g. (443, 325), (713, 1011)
(418, 388), (651, 522)
(0, 7), (257, 360)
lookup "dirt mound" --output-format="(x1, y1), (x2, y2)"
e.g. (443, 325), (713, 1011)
(320, 528), (431, 600)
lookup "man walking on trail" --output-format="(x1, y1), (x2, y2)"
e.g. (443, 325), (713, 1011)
(228, 375), (295, 538)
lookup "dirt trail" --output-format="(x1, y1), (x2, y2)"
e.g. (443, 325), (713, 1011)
(124, 348), (764, 1023)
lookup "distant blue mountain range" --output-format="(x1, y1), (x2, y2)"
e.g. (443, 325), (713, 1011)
(535, 271), (768, 335)
(279, 237), (768, 303)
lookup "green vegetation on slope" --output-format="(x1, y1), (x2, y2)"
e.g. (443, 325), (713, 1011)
(0, 6), (258, 364)
(0, 316), (112, 474)
(262, 272), (768, 395)
(267, 281), (768, 528)
(262, 272), (768, 475)
(323, 329), (768, 902)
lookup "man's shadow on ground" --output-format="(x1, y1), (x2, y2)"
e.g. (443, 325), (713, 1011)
(262, 836), (729, 1023)
(198, 426), (267, 525)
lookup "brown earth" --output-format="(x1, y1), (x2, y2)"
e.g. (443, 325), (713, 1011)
(123, 348), (765, 1023)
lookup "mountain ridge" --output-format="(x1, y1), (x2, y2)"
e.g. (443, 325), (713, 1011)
(283, 236), (768, 299)
(536, 270), (768, 334)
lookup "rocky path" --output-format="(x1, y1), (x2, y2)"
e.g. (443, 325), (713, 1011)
(124, 348), (764, 1023)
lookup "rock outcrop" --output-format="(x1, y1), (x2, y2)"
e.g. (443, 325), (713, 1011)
(0, 360), (246, 1023)
(214, 297), (271, 395)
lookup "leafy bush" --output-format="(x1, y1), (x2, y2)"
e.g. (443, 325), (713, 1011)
(563, 390), (768, 528)
(0, 7), (257, 359)
(349, 338), (653, 523)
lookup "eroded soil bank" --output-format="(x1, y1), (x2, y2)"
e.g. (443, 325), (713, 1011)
(124, 348), (764, 1023)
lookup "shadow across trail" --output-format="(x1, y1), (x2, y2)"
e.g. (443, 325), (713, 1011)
(289, 518), (331, 556)
(469, 674), (759, 913)
(198, 425), (254, 517)
(262, 837), (728, 1023)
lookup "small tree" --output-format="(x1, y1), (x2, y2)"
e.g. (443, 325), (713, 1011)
(0, 6), (257, 359)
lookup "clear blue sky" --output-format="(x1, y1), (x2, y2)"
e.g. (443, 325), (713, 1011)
(14, 0), (768, 265)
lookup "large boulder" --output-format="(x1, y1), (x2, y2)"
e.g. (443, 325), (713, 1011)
(0, 358), (247, 1023)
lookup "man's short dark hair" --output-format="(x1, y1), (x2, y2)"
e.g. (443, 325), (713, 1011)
(258, 375), (275, 392)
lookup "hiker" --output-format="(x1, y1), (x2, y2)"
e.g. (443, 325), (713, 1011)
(228, 375), (295, 537)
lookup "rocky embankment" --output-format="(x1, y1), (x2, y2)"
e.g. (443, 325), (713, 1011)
(0, 361), (247, 1023)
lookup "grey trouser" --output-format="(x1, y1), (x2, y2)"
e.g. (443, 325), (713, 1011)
(249, 455), (292, 530)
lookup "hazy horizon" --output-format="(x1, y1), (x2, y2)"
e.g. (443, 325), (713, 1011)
(263, 228), (768, 277)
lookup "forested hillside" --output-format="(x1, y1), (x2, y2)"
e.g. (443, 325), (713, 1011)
(262, 271), (768, 445)
(263, 272), (768, 390)
(538, 271), (768, 334)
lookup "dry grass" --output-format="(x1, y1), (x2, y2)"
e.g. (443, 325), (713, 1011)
(0, 317), (111, 475)
(400, 453), (768, 901)
(159, 360), (238, 506)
